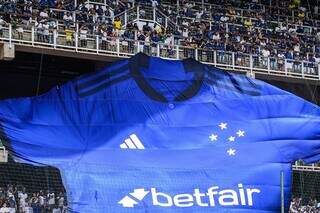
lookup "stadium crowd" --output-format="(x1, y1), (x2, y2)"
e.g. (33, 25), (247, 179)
(0, 185), (67, 213)
(0, 0), (319, 73)
(290, 197), (320, 213)
(163, 0), (320, 64)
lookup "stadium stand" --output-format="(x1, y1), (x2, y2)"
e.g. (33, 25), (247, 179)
(0, 0), (320, 212)
(0, 154), (65, 213)
(0, 0), (319, 79)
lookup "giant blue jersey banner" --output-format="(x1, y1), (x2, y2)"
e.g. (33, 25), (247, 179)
(0, 53), (319, 212)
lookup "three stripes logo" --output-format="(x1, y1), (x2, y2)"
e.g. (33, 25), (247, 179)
(120, 134), (145, 149)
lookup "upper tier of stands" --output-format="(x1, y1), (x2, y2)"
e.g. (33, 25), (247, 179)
(0, 0), (320, 80)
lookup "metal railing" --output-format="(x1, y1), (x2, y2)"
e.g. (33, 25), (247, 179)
(115, 5), (178, 32)
(1, 24), (320, 81)
(293, 165), (320, 172)
(161, 0), (320, 29)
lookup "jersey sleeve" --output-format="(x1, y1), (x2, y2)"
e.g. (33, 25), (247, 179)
(208, 68), (320, 164)
(0, 82), (86, 165)
(238, 78), (320, 164)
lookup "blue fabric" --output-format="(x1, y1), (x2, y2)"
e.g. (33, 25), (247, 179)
(0, 53), (319, 212)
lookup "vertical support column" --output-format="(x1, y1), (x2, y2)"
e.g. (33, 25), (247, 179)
(284, 59), (288, 75)
(157, 43), (160, 57)
(165, 18), (168, 29)
(137, 6), (140, 21)
(214, 51), (217, 66)
(153, 7), (156, 22)
(124, 11), (128, 27)
(116, 38), (120, 56)
(232, 52), (235, 69)
(280, 171), (284, 213)
(195, 49), (198, 60)
(31, 25), (35, 46)
(318, 64), (320, 80)
(96, 35), (99, 53)
(267, 57), (270, 73)
(53, 29), (57, 48)
(176, 45), (179, 59)
(301, 62), (305, 78)
(75, 23), (79, 51)
(73, 11), (76, 25)
(8, 24), (12, 48)
(249, 54), (253, 76)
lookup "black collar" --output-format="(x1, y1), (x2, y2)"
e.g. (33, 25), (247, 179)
(129, 53), (205, 103)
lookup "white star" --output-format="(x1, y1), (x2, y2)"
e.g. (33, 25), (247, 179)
(209, 134), (218, 141)
(228, 136), (235, 142)
(218, 122), (227, 130)
(236, 130), (245, 137)
(227, 148), (236, 156)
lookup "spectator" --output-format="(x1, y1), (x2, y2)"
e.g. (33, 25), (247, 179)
(63, 12), (73, 28)
(15, 19), (23, 40)
(43, 21), (50, 43)
(79, 25), (88, 47)
(39, 9), (49, 21)
(113, 17), (121, 35)
(7, 195), (16, 213)
(64, 27), (74, 46)
(151, 0), (158, 8)
(0, 0), (319, 76)
(35, 21), (44, 42)
(0, 203), (9, 213)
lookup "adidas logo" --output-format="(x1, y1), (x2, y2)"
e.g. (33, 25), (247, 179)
(120, 134), (145, 149)
(118, 188), (149, 207)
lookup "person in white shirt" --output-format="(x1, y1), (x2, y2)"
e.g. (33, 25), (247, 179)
(57, 193), (65, 212)
(261, 48), (270, 58)
(100, 28), (108, 50)
(182, 28), (188, 38)
(79, 25), (88, 47)
(280, 23), (287, 32)
(43, 22), (50, 43)
(63, 12), (73, 28)
(195, 10), (203, 22)
(165, 33), (174, 46)
(293, 44), (300, 52)
(52, 206), (61, 213)
(16, 19), (24, 40)
(48, 193), (55, 207)
(18, 189), (27, 212)
(212, 32), (220, 41)
(316, 31), (320, 42)
(36, 21), (44, 42)
(39, 9), (49, 20)
(220, 15), (229, 22)
(288, 26), (296, 34)
(261, 48), (270, 67)
(0, 203), (10, 213)
(109, 8), (114, 19)
(151, 0), (158, 7)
